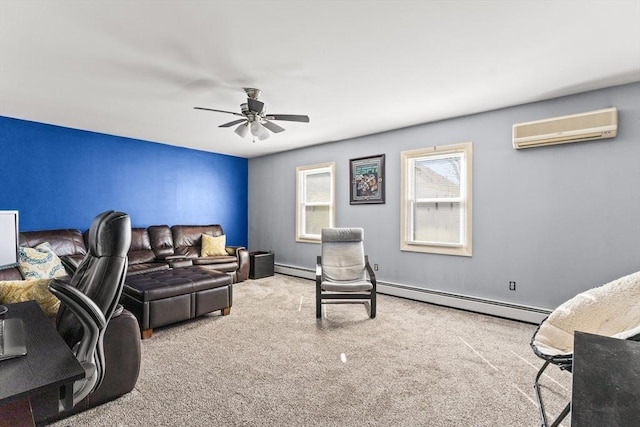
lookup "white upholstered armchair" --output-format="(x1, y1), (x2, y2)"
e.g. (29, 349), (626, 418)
(315, 228), (376, 319)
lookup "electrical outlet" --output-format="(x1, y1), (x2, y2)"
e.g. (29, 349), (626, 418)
(374, 264), (379, 271)
(509, 281), (516, 291)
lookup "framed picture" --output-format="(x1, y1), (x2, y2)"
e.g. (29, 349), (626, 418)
(350, 154), (385, 204)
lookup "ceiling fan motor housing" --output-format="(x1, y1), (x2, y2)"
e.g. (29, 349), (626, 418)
(244, 88), (262, 99)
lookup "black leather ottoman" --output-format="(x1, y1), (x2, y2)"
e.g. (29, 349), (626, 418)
(121, 266), (232, 339)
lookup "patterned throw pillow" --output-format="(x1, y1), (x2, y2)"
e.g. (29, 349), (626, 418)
(201, 234), (227, 257)
(18, 242), (67, 279)
(0, 278), (60, 316)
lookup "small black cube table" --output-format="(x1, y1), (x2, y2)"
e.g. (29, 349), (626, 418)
(249, 251), (274, 279)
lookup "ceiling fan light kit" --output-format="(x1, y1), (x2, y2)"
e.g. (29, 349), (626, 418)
(234, 122), (249, 138)
(250, 121), (270, 141)
(195, 88), (309, 143)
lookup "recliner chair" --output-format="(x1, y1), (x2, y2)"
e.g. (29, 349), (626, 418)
(316, 227), (376, 319)
(48, 210), (131, 408)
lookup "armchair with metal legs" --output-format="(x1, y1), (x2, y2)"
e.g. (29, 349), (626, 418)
(530, 270), (640, 426)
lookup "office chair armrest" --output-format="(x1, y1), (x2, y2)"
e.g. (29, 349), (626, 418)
(49, 279), (106, 330)
(48, 278), (107, 407)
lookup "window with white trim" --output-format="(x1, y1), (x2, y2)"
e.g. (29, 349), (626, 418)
(401, 142), (472, 256)
(296, 162), (335, 243)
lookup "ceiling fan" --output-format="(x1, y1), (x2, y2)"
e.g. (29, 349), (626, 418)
(194, 88), (310, 142)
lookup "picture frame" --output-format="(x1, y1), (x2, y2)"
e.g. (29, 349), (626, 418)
(350, 154), (385, 204)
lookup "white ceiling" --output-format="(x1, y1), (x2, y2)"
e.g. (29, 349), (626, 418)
(1, 1), (639, 159)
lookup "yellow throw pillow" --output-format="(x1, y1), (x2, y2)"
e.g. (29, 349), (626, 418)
(201, 234), (227, 257)
(0, 278), (60, 316)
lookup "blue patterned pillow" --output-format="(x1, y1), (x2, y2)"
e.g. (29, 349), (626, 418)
(18, 242), (67, 279)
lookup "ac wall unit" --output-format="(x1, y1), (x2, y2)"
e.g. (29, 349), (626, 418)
(512, 107), (617, 149)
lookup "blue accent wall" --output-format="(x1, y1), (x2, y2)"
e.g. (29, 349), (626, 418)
(0, 116), (248, 246)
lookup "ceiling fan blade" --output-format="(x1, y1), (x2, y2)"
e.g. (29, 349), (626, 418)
(219, 119), (247, 128)
(266, 114), (310, 123)
(247, 98), (265, 113)
(194, 107), (243, 117)
(262, 120), (286, 133)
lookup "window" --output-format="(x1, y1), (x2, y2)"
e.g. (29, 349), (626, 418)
(296, 162), (335, 243)
(401, 142), (472, 256)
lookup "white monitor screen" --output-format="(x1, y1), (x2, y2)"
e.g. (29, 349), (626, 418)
(0, 211), (19, 269)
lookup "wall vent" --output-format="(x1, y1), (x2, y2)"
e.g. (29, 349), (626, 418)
(513, 107), (617, 149)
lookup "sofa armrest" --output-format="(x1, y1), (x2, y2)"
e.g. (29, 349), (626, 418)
(169, 258), (193, 268)
(157, 254), (186, 262)
(227, 246), (249, 282)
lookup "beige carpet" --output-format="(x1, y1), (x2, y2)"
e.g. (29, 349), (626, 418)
(52, 274), (571, 426)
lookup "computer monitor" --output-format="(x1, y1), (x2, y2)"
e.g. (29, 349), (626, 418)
(0, 210), (19, 270)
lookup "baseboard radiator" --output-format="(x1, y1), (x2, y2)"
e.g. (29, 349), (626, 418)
(274, 263), (550, 324)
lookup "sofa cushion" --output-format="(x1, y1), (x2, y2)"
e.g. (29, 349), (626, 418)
(148, 225), (175, 258)
(0, 267), (23, 281)
(18, 242), (67, 279)
(20, 229), (87, 257)
(171, 225), (224, 258)
(0, 278), (60, 316)
(201, 234), (227, 257)
(128, 228), (157, 265)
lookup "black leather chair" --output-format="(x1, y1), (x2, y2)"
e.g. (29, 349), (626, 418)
(48, 210), (131, 408)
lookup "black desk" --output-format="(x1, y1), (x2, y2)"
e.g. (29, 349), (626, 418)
(572, 331), (640, 426)
(0, 301), (84, 422)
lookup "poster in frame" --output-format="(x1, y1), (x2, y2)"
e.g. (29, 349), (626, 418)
(350, 154), (385, 204)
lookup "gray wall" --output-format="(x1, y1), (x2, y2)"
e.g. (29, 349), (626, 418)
(249, 82), (640, 311)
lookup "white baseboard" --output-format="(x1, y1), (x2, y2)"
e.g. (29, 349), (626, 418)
(274, 263), (550, 324)
(275, 264), (315, 280)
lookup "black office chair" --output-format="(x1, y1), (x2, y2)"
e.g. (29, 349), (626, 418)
(316, 227), (376, 319)
(48, 210), (131, 408)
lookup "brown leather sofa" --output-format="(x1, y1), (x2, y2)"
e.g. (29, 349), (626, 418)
(61, 224), (249, 282)
(148, 224), (250, 283)
(123, 224), (249, 282)
(120, 224), (249, 339)
(0, 229), (141, 425)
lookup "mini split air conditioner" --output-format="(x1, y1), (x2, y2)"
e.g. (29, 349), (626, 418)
(512, 107), (617, 149)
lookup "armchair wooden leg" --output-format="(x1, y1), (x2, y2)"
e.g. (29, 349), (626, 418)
(316, 282), (322, 318)
(141, 329), (153, 340)
(221, 307), (231, 316)
(370, 299), (376, 319)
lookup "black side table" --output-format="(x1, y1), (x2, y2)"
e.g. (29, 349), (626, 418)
(249, 251), (274, 279)
(571, 332), (640, 426)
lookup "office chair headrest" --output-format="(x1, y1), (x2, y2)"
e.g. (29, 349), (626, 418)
(321, 228), (364, 243)
(87, 210), (132, 258)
